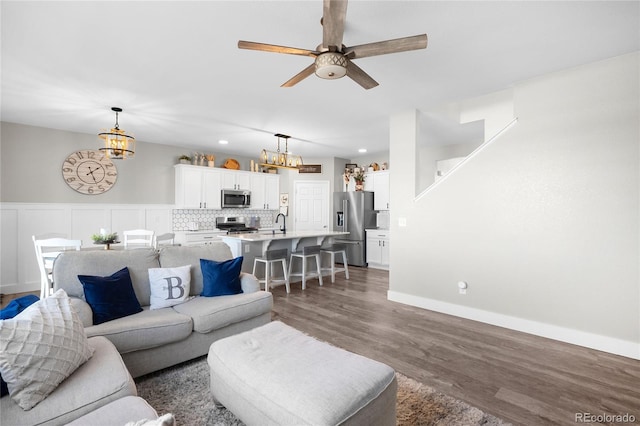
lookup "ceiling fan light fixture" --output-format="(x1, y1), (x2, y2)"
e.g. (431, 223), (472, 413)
(314, 52), (347, 79)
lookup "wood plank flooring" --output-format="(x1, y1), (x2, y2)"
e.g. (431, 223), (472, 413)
(270, 267), (640, 425)
(3, 268), (638, 425)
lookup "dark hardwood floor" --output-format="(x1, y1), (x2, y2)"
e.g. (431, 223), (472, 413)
(270, 267), (640, 425)
(4, 268), (638, 425)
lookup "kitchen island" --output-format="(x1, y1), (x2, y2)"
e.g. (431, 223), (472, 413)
(220, 230), (349, 274)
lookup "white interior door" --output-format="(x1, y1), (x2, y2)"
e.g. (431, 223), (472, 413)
(294, 181), (329, 231)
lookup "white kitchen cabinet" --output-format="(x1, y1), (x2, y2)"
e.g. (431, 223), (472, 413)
(175, 230), (226, 246)
(250, 173), (280, 210)
(221, 170), (251, 190)
(174, 165), (221, 209)
(371, 171), (390, 210)
(366, 229), (389, 270)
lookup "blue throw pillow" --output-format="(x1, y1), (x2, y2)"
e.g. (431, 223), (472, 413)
(78, 267), (143, 325)
(200, 257), (243, 297)
(0, 294), (39, 396)
(0, 294), (39, 320)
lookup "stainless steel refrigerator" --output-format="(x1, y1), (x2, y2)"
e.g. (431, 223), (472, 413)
(333, 191), (377, 266)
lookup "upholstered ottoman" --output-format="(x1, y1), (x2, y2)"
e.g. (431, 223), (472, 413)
(207, 321), (397, 426)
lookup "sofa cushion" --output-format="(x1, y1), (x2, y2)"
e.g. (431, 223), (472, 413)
(149, 265), (193, 310)
(79, 267), (143, 325)
(172, 292), (273, 334)
(0, 289), (94, 410)
(66, 396), (159, 426)
(159, 244), (234, 295)
(200, 257), (243, 297)
(53, 248), (160, 306)
(85, 307), (193, 354)
(1, 336), (136, 426)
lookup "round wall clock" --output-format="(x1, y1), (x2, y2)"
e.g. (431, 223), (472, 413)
(61, 149), (117, 195)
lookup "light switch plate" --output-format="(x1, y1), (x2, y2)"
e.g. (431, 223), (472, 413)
(398, 217), (407, 227)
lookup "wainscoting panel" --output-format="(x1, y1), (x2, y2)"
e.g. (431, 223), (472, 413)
(0, 203), (174, 294)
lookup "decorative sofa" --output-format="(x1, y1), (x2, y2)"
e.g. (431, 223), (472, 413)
(52, 243), (273, 377)
(1, 242), (272, 425)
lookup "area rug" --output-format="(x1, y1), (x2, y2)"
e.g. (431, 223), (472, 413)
(136, 356), (506, 425)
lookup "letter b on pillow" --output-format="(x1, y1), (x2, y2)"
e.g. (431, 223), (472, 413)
(148, 265), (192, 309)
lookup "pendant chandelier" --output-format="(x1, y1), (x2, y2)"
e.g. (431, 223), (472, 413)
(98, 107), (135, 159)
(260, 133), (303, 170)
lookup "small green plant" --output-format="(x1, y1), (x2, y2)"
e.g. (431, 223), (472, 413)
(92, 232), (118, 243)
(353, 171), (366, 183)
(179, 155), (191, 161)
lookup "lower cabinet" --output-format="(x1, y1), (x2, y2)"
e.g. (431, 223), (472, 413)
(366, 229), (389, 270)
(175, 231), (226, 246)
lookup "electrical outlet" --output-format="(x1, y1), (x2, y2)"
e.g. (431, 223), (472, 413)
(459, 288), (467, 295)
(398, 217), (407, 227)
(458, 281), (467, 295)
(244, 245), (250, 253)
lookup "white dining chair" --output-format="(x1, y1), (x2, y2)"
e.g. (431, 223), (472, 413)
(123, 229), (155, 249)
(32, 236), (82, 298)
(154, 232), (175, 249)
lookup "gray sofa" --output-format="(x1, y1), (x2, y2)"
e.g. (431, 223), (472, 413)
(52, 243), (273, 377)
(1, 336), (143, 426)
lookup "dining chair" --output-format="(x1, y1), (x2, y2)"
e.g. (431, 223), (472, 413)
(154, 232), (175, 248)
(123, 229), (155, 249)
(32, 236), (82, 298)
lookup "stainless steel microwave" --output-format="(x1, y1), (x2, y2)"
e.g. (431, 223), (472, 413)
(221, 189), (251, 208)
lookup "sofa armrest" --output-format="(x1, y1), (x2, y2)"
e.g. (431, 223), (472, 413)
(70, 297), (93, 327)
(240, 272), (260, 293)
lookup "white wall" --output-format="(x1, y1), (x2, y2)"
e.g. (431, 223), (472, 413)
(388, 53), (640, 359)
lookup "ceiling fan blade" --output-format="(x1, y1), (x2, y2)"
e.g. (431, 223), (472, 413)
(346, 61), (378, 90)
(322, 0), (348, 50)
(281, 64), (316, 87)
(344, 34), (428, 59)
(238, 40), (318, 57)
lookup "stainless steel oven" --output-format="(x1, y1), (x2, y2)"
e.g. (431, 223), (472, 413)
(221, 189), (251, 208)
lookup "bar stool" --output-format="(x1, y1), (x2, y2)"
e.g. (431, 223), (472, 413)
(320, 244), (349, 283)
(253, 248), (290, 293)
(288, 245), (323, 290)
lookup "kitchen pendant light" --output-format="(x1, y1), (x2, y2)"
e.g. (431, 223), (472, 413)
(259, 134), (303, 171)
(98, 107), (135, 159)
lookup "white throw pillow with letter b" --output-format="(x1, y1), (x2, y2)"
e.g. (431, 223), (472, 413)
(148, 265), (193, 309)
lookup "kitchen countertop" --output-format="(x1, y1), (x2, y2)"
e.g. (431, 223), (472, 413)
(220, 230), (348, 242)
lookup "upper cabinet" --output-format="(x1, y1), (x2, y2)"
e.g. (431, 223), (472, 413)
(221, 170), (251, 190)
(175, 165), (221, 209)
(250, 174), (280, 210)
(175, 164), (279, 210)
(370, 171), (390, 210)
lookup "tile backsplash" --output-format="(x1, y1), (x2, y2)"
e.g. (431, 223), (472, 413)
(172, 209), (277, 231)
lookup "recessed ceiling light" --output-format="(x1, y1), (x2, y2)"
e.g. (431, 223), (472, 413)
(358, 148), (367, 153)
(218, 140), (229, 145)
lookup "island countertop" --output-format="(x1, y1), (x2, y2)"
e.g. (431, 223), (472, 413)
(219, 230), (349, 259)
(220, 230), (348, 242)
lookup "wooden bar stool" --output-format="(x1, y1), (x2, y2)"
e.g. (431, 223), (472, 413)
(320, 244), (349, 283)
(253, 248), (290, 293)
(288, 245), (323, 290)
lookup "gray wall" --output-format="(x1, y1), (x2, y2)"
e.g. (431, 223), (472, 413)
(389, 53), (639, 356)
(0, 122), (262, 203)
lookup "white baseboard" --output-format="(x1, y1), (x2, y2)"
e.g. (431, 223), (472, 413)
(387, 290), (640, 360)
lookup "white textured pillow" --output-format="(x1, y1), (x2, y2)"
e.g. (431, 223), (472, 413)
(0, 289), (94, 410)
(148, 265), (192, 310)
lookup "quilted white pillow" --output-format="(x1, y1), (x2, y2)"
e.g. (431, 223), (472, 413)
(148, 265), (192, 310)
(0, 289), (94, 410)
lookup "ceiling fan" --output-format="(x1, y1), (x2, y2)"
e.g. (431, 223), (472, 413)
(238, 0), (427, 89)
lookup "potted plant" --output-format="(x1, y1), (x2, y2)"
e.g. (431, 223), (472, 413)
(91, 232), (119, 250)
(353, 170), (365, 191)
(178, 155), (191, 164)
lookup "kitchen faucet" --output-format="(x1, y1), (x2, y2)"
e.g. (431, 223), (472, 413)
(275, 213), (286, 234)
